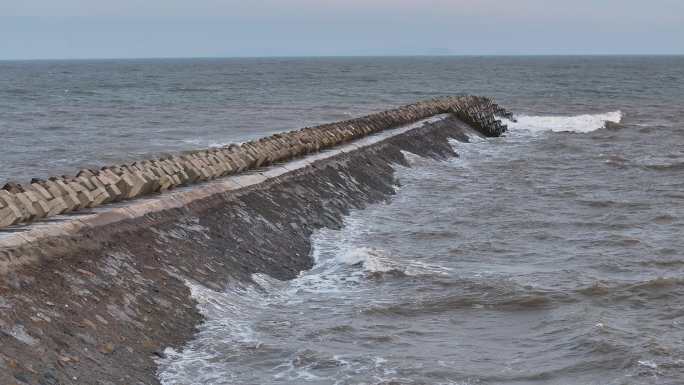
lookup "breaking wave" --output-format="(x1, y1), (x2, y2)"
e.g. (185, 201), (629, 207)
(503, 111), (622, 133)
(336, 247), (451, 277)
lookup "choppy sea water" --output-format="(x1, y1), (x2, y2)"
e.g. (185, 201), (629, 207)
(2, 56), (684, 384)
(0, 56), (682, 182)
(157, 111), (684, 385)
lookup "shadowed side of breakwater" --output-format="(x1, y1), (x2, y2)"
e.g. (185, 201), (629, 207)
(0, 116), (478, 385)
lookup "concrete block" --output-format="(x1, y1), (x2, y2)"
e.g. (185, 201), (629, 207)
(168, 157), (187, 174)
(18, 191), (50, 218)
(77, 169), (96, 178)
(88, 186), (111, 207)
(0, 191), (24, 227)
(190, 158), (213, 180)
(76, 176), (96, 191)
(184, 155), (207, 177)
(155, 161), (176, 178)
(44, 180), (79, 213)
(225, 152), (247, 172)
(176, 169), (190, 184)
(1, 182), (23, 194)
(157, 175), (173, 192)
(64, 180), (95, 209)
(179, 158), (202, 182)
(211, 153), (235, 175)
(119, 172), (146, 199)
(28, 183), (53, 200)
(136, 170), (160, 194)
(94, 175), (123, 202)
(8, 191), (36, 220)
(204, 154), (227, 176)
(0, 206), (22, 228)
(236, 148), (257, 169)
(31, 181), (68, 215)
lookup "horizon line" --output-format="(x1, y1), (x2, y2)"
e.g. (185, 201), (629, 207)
(1, 53), (683, 62)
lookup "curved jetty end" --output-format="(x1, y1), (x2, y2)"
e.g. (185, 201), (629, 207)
(0, 96), (512, 385)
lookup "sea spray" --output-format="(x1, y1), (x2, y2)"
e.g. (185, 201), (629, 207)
(503, 111), (623, 133)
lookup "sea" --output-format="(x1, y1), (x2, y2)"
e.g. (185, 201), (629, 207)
(1, 56), (683, 384)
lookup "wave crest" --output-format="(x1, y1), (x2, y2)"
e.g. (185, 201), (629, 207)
(503, 111), (622, 133)
(337, 247), (451, 277)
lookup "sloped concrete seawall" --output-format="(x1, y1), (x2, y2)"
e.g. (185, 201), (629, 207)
(0, 99), (511, 385)
(0, 96), (511, 230)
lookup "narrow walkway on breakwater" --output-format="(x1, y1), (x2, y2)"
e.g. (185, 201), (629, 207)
(0, 113), (454, 274)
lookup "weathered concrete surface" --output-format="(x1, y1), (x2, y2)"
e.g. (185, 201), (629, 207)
(0, 115), (485, 385)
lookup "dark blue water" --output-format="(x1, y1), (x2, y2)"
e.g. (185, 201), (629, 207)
(2, 56), (684, 384)
(1, 56), (681, 182)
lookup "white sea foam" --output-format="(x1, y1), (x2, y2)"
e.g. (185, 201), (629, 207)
(503, 111), (623, 133)
(157, 279), (276, 384)
(337, 246), (451, 276)
(336, 247), (395, 272)
(637, 360), (658, 369)
(157, 161), (455, 384)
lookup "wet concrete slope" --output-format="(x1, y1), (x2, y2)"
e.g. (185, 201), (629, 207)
(0, 110), (502, 385)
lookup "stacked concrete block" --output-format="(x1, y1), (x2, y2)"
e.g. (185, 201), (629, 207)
(74, 170), (111, 207)
(3, 184), (44, 220)
(0, 190), (25, 227)
(256, 141), (273, 165)
(135, 161), (171, 192)
(183, 154), (214, 181)
(190, 153), (214, 179)
(209, 150), (236, 176)
(199, 152), (221, 178)
(44, 178), (82, 212)
(203, 151), (232, 177)
(174, 155), (202, 183)
(109, 169), (146, 199)
(207, 152), (230, 177)
(240, 143), (264, 168)
(125, 165), (161, 195)
(267, 138), (288, 163)
(0, 96), (515, 229)
(25, 181), (66, 217)
(58, 178), (94, 209)
(234, 147), (257, 170)
(192, 154), (214, 180)
(94, 169), (126, 202)
(1, 189), (36, 222)
(217, 150), (244, 173)
(154, 157), (188, 186)
(244, 148), (260, 168)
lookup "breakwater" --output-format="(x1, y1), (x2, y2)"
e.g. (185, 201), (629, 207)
(0, 96), (510, 230)
(0, 97), (511, 385)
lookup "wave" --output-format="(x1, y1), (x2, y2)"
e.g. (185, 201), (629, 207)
(503, 111), (622, 133)
(641, 162), (684, 172)
(336, 247), (451, 277)
(168, 87), (218, 93)
(577, 277), (684, 298)
(362, 291), (561, 317)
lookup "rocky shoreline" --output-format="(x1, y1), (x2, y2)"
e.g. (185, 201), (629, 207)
(0, 105), (505, 384)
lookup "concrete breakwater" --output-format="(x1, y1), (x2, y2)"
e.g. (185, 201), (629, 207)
(0, 98), (511, 385)
(0, 96), (511, 230)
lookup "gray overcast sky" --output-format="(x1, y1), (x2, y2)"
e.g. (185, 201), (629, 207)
(1, 0), (683, 60)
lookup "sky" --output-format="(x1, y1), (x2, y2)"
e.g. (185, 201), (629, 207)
(1, 0), (683, 60)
